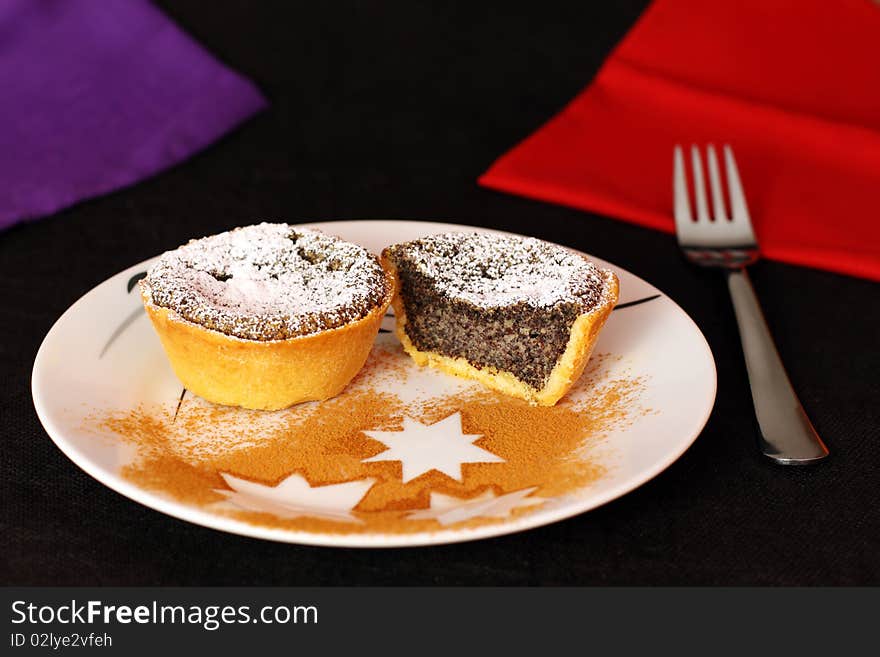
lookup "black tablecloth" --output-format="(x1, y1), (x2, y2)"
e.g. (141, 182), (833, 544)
(3, 1), (878, 586)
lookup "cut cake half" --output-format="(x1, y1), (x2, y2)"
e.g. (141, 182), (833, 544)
(381, 232), (619, 406)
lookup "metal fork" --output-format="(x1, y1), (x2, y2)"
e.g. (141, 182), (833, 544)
(674, 144), (829, 464)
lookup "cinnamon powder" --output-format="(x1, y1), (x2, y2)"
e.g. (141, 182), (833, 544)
(86, 342), (646, 535)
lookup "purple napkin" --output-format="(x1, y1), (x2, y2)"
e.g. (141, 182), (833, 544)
(0, 0), (267, 229)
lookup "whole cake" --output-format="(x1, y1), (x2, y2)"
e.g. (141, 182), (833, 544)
(381, 232), (619, 405)
(140, 223), (393, 410)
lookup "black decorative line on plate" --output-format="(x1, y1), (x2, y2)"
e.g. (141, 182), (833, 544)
(99, 307), (143, 358)
(172, 387), (187, 423)
(613, 294), (661, 310)
(381, 310), (395, 333)
(374, 297), (659, 332)
(385, 297), (659, 315)
(127, 271), (147, 293)
(106, 279), (653, 353)
(99, 272), (149, 358)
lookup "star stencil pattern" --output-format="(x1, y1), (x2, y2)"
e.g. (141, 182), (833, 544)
(214, 473), (375, 524)
(407, 487), (546, 526)
(362, 412), (504, 483)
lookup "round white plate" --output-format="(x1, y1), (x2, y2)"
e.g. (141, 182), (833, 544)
(32, 220), (715, 547)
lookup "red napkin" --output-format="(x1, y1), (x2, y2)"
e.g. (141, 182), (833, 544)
(479, 0), (880, 281)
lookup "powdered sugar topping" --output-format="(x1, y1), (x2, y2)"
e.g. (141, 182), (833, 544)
(387, 232), (609, 310)
(143, 223), (390, 340)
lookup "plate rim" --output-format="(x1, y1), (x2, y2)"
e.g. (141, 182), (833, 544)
(32, 219), (717, 548)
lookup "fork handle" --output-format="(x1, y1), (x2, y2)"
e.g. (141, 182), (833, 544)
(726, 268), (829, 464)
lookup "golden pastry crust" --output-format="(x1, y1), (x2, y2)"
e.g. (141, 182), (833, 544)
(141, 272), (393, 411)
(382, 256), (618, 406)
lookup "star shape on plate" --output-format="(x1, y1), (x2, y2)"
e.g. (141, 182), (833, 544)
(407, 487), (545, 526)
(361, 412), (504, 483)
(213, 472), (375, 524)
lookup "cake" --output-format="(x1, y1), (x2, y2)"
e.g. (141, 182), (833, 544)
(381, 232), (619, 406)
(140, 223), (393, 410)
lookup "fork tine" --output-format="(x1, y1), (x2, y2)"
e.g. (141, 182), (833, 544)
(690, 145), (711, 222)
(706, 145), (728, 221)
(673, 145), (692, 232)
(724, 145), (751, 225)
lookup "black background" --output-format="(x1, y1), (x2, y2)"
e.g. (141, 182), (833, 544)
(2, 1), (878, 585)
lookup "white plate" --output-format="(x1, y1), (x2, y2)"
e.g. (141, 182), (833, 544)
(32, 220), (715, 547)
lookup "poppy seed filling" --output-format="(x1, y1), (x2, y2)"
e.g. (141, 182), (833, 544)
(386, 232), (609, 390)
(142, 223), (389, 341)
